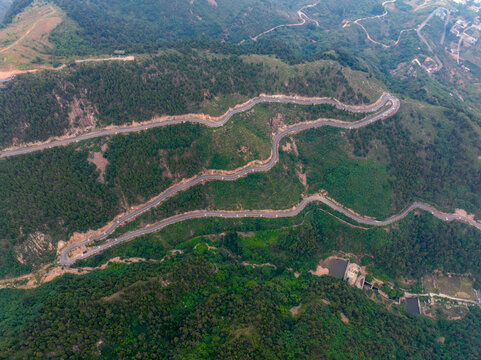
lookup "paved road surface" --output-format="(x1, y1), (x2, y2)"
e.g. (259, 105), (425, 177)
(1, 93), (390, 159)
(59, 93), (476, 265)
(62, 193), (481, 265)
(416, 7), (449, 71)
(60, 94), (399, 264)
(440, 9), (450, 45)
(245, 2), (319, 43)
(352, 0), (409, 49)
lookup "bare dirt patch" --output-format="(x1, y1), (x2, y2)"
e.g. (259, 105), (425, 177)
(15, 232), (54, 264)
(321, 299), (331, 305)
(290, 303), (302, 316)
(241, 261), (277, 269)
(455, 208), (476, 220)
(290, 138), (299, 156)
(88, 144), (109, 182)
(75, 56), (135, 63)
(0, 4), (64, 70)
(340, 312), (350, 324)
(207, 0), (218, 6)
(68, 96), (97, 130)
(269, 113), (285, 129)
(0, 257), (154, 289)
(0, 68), (38, 80)
(310, 263), (329, 276)
(281, 142), (292, 152)
(296, 164), (307, 188)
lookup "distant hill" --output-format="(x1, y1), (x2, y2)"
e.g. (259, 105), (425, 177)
(48, 0), (303, 53)
(0, 0), (12, 22)
(2, 0), (31, 24)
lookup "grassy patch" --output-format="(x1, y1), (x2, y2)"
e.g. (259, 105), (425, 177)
(0, 2), (64, 70)
(423, 274), (476, 300)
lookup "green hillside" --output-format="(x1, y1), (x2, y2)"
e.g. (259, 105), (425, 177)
(1, 0), (481, 358)
(1, 248), (481, 359)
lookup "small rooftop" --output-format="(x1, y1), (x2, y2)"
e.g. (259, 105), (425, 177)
(406, 297), (421, 314)
(328, 259), (349, 279)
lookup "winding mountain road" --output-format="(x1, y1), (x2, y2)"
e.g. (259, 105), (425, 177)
(61, 194), (481, 266)
(351, 0), (414, 49)
(416, 7), (450, 71)
(58, 93), (480, 265)
(244, 2), (319, 43)
(1, 92), (389, 159)
(351, 1), (450, 64)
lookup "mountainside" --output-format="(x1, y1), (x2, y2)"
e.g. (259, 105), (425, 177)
(1, 0), (481, 358)
(0, 0), (12, 21)
(2, 252), (481, 359)
(49, 0), (306, 53)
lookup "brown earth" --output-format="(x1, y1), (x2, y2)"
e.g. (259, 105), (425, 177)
(290, 138), (299, 156)
(310, 263), (329, 276)
(455, 208), (476, 220)
(290, 303), (302, 316)
(281, 142), (292, 152)
(0, 68), (39, 80)
(88, 144), (109, 182)
(68, 96), (97, 130)
(0, 4), (63, 71)
(75, 56), (135, 63)
(0, 257), (151, 289)
(340, 312), (350, 324)
(241, 261), (277, 269)
(296, 164), (307, 188)
(1, 250), (185, 290)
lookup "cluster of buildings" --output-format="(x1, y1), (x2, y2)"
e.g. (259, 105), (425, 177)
(421, 57), (439, 73)
(322, 257), (421, 314)
(447, 12), (480, 69)
(450, 18), (479, 43)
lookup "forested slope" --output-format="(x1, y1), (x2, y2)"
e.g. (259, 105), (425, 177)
(1, 249), (481, 359)
(48, 0), (305, 53)
(0, 53), (376, 277)
(0, 51), (370, 148)
(1, 0), (481, 357)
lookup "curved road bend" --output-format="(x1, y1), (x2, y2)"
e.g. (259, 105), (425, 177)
(416, 7), (450, 71)
(353, 3), (449, 54)
(247, 2), (320, 43)
(59, 94), (481, 265)
(62, 194), (481, 266)
(1, 93), (393, 159)
(352, 0), (410, 49)
(61, 94), (401, 265)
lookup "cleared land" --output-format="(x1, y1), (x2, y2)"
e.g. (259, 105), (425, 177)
(0, 2), (63, 79)
(423, 273), (476, 301)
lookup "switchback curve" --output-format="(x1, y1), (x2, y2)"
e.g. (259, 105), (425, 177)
(60, 93), (478, 265)
(1, 92), (391, 159)
(62, 196), (481, 265)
